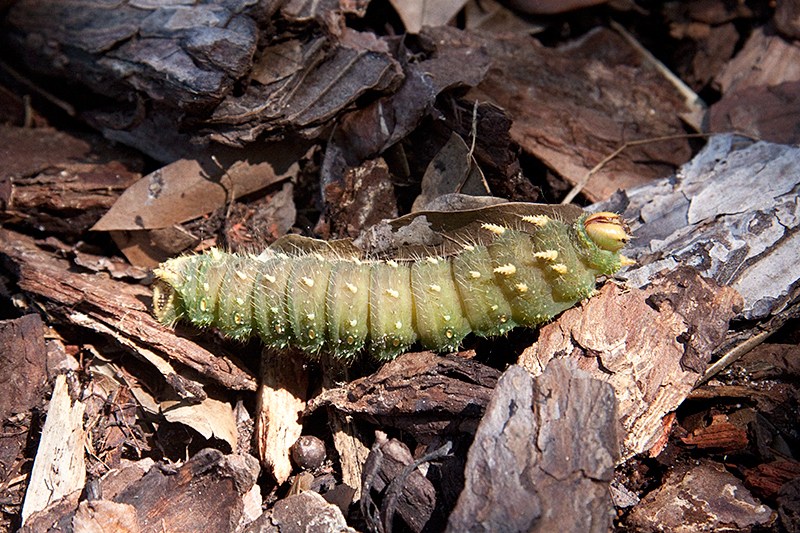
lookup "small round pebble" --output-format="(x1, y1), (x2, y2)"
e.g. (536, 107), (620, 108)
(291, 435), (326, 470)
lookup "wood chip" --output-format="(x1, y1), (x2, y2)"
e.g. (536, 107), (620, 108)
(255, 349), (309, 484)
(21, 374), (86, 525)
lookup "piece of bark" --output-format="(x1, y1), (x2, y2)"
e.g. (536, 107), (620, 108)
(111, 449), (259, 533)
(361, 433), (438, 533)
(745, 461), (800, 500)
(307, 352), (501, 438)
(72, 500), (140, 533)
(708, 27), (800, 145)
(4, 0), (258, 113)
(0, 228), (257, 392)
(672, 22), (739, 92)
(207, 33), (403, 144)
(0, 125), (143, 235)
(21, 374), (86, 525)
(627, 460), (773, 532)
(467, 26), (693, 202)
(99, 458), (155, 502)
(447, 361), (619, 533)
(243, 490), (357, 533)
(0, 314), (48, 421)
(325, 27), (492, 191)
(775, 0), (800, 40)
(519, 267), (743, 459)
(778, 477), (800, 532)
(255, 349), (309, 484)
(281, 0), (369, 22)
(680, 413), (749, 452)
(713, 27), (800, 95)
(707, 80), (800, 145)
(732, 343), (800, 380)
(17, 489), (82, 533)
(593, 135), (800, 324)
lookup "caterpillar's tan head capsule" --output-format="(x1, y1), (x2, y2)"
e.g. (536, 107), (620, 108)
(584, 212), (631, 252)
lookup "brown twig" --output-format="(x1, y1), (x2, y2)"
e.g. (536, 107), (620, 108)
(561, 131), (762, 205)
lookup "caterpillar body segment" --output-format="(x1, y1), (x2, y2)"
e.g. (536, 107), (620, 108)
(451, 245), (517, 337)
(368, 261), (417, 361)
(410, 257), (472, 353)
(152, 210), (630, 361)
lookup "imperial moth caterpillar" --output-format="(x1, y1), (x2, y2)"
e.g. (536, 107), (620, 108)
(152, 205), (631, 362)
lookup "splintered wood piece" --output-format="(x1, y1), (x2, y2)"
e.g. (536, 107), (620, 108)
(307, 352), (501, 437)
(0, 228), (257, 392)
(520, 267), (743, 459)
(321, 362), (371, 502)
(255, 349), (309, 484)
(446, 361), (619, 533)
(21, 374), (86, 526)
(328, 409), (371, 503)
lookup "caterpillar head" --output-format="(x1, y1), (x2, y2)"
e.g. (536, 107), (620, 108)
(584, 212), (631, 252)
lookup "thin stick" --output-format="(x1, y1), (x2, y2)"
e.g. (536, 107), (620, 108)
(561, 131), (761, 205)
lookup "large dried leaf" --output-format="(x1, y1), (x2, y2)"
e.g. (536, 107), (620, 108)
(364, 201), (584, 258)
(92, 140), (309, 231)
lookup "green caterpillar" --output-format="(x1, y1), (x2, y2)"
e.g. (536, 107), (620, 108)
(152, 205), (631, 362)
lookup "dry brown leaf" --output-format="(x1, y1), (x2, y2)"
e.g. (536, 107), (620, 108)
(161, 397), (238, 451)
(92, 140), (310, 231)
(411, 132), (488, 212)
(390, 0), (470, 33)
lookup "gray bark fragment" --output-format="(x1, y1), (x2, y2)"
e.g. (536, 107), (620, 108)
(593, 134), (800, 322)
(446, 360), (619, 533)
